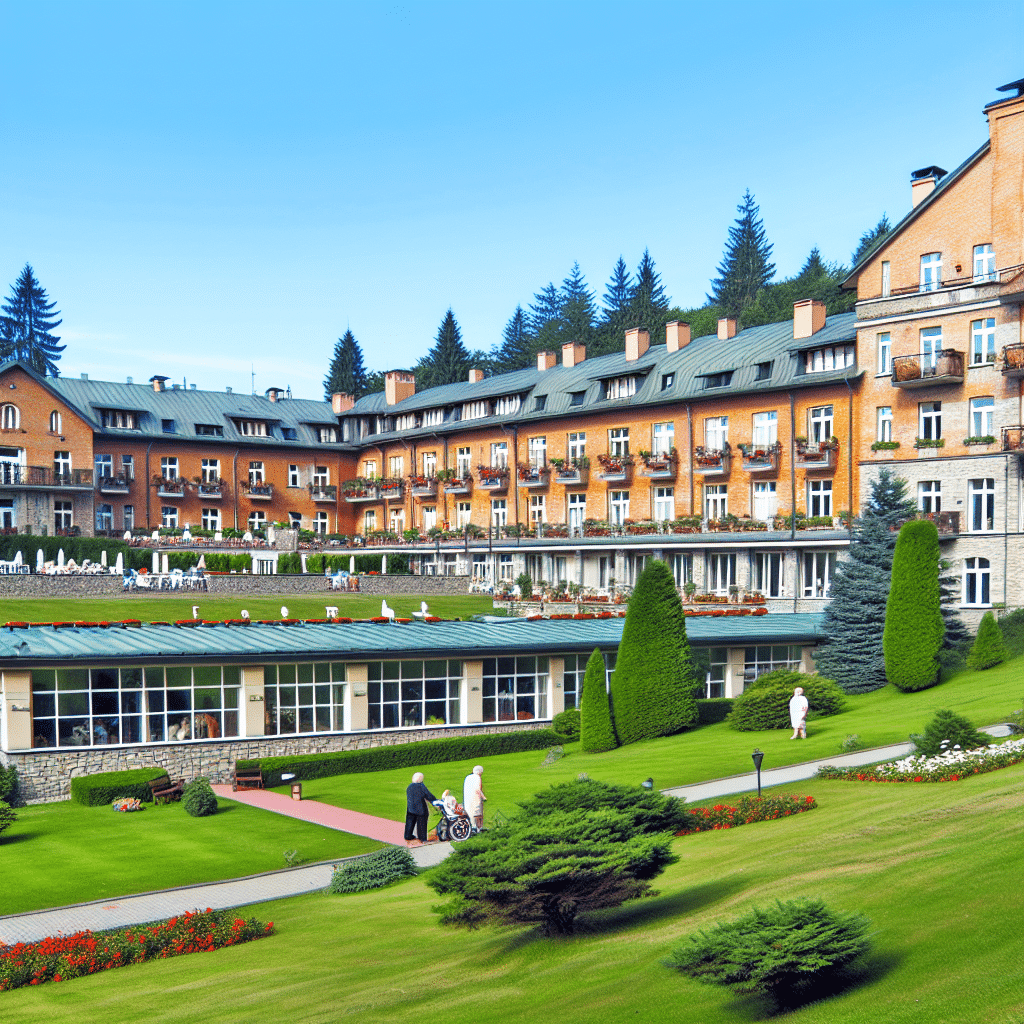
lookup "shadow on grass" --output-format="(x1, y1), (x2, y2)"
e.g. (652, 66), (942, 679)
(0, 831), (38, 846)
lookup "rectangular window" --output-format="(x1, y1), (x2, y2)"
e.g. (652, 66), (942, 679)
(481, 656), (548, 724)
(54, 501), (73, 532)
(707, 553), (736, 595)
(456, 501), (471, 527)
(973, 244), (995, 283)
(609, 428), (629, 457)
(54, 451), (72, 478)
(567, 493), (586, 532)
(160, 457), (178, 480)
(568, 432), (586, 461)
(881, 261), (891, 297)
(236, 420), (268, 436)
(661, 373), (675, 391)
(201, 458), (220, 483)
(970, 396), (994, 437)
(755, 552), (784, 598)
(528, 436), (547, 469)
(921, 327), (942, 368)
(802, 551), (836, 597)
(161, 506), (178, 529)
(963, 557), (991, 606)
(248, 461), (264, 486)
(491, 499), (507, 528)
(919, 481), (941, 513)
(194, 423), (223, 437)
(752, 411), (777, 446)
(755, 361), (773, 381)
(971, 318), (996, 365)
(201, 507), (221, 531)
(313, 465), (329, 487)
(808, 480), (833, 517)
(95, 454), (113, 478)
(569, 391), (586, 406)
(363, 509), (376, 533)
(266, 662), (347, 735)
(314, 511), (329, 534)
(422, 452), (437, 477)
(100, 409), (136, 430)
(877, 332), (892, 375)
(288, 464), (299, 487)
(705, 647), (728, 698)
(422, 506), (437, 531)
(529, 494), (546, 524)
(919, 401), (942, 440)
(670, 553), (692, 587)
(247, 510), (267, 532)
(752, 480), (777, 520)
(744, 646), (803, 687)
(609, 490), (629, 526)
(877, 406), (893, 442)
(123, 505), (134, 532)
(456, 447), (471, 477)
(161, 419), (175, 434)
(705, 484), (728, 521)
(604, 376), (637, 400)
(318, 426), (338, 443)
(363, 459), (377, 478)
(652, 422), (674, 457)
(809, 405), (833, 442)
(389, 455), (404, 478)
(490, 442), (508, 469)
(95, 503), (113, 532)
(968, 478), (995, 532)
(121, 454), (134, 479)
(653, 486), (674, 522)
(704, 416), (728, 450)
(804, 345), (855, 373)
(920, 252), (942, 292)
(703, 371), (733, 389)
(534, 396), (546, 412)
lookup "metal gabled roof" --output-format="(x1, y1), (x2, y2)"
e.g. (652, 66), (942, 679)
(0, 613), (825, 666)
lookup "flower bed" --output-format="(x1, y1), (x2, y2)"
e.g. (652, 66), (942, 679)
(0, 910), (273, 992)
(816, 737), (1024, 783)
(111, 797), (142, 813)
(676, 794), (816, 833)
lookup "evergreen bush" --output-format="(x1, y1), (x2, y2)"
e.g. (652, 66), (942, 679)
(0, 799), (16, 836)
(998, 608), (1024, 659)
(579, 648), (618, 752)
(910, 709), (989, 757)
(883, 520), (944, 691)
(326, 847), (417, 893)
(966, 611), (1010, 670)
(0, 765), (18, 805)
(609, 559), (697, 744)
(695, 698), (734, 725)
(667, 898), (871, 997)
(181, 777), (218, 817)
(728, 675), (846, 732)
(70, 768), (168, 806)
(551, 708), (580, 741)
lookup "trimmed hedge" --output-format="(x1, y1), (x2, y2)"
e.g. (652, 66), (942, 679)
(551, 708), (581, 742)
(239, 729), (563, 787)
(70, 767), (170, 806)
(696, 698), (735, 725)
(727, 675), (846, 732)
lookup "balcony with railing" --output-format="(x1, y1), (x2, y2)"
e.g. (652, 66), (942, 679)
(0, 465), (95, 490)
(867, 263), (1024, 316)
(343, 479), (378, 502)
(241, 482), (273, 500)
(98, 474), (132, 494)
(738, 443), (781, 473)
(897, 510), (961, 537)
(551, 458), (589, 486)
(891, 350), (965, 388)
(595, 453), (634, 483)
(379, 478), (404, 500)
(196, 479), (224, 499)
(476, 465), (509, 491)
(1002, 425), (1024, 452)
(517, 463), (550, 488)
(1002, 343), (1024, 379)
(795, 439), (838, 471)
(154, 476), (188, 498)
(308, 483), (338, 502)
(637, 451), (678, 479)
(693, 446), (730, 477)
(440, 472), (473, 494)
(409, 475), (439, 498)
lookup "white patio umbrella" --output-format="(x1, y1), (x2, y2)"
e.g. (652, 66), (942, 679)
(381, 554), (387, 574)
(152, 551), (160, 573)
(197, 554), (206, 569)
(349, 555), (355, 573)
(101, 550), (107, 567)
(57, 548), (65, 569)
(13, 550), (22, 565)
(161, 553), (169, 574)
(115, 552), (123, 574)
(36, 549), (43, 572)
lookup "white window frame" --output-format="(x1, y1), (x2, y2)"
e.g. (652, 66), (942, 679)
(968, 478), (995, 533)
(802, 551), (835, 598)
(201, 507), (221, 531)
(877, 406), (893, 442)
(160, 456), (178, 481)
(201, 458), (220, 483)
(161, 506), (178, 529)
(963, 557), (991, 607)
(609, 490), (629, 526)
(970, 397), (994, 437)
(808, 480), (833, 517)
(752, 411), (777, 446)
(921, 327), (943, 368)
(653, 486), (673, 522)
(456, 447), (471, 477)
(491, 499), (507, 528)
(973, 244), (995, 283)
(568, 432), (586, 461)
(609, 428), (629, 457)
(877, 332), (892, 375)
(705, 483), (728, 521)
(529, 494), (546, 524)
(288, 464), (300, 487)
(707, 553), (736, 595)
(755, 551), (784, 598)
(704, 416), (728, 450)
(652, 422), (674, 457)
(881, 261), (891, 297)
(971, 318), (996, 365)
(456, 501), (471, 527)
(1, 405), (19, 430)
(920, 252), (942, 292)
(422, 452), (437, 477)
(314, 511), (329, 534)
(919, 401), (942, 441)
(809, 405), (833, 442)
(918, 481), (941, 513)
(528, 436), (547, 469)
(313, 465), (329, 487)
(490, 442), (508, 469)
(752, 480), (777, 520)
(248, 461), (264, 486)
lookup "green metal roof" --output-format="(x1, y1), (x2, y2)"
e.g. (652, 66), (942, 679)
(0, 614), (825, 667)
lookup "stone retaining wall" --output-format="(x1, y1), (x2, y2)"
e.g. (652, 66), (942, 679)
(2, 720), (549, 803)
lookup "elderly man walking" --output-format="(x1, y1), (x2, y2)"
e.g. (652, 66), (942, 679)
(404, 772), (437, 847)
(463, 764), (487, 830)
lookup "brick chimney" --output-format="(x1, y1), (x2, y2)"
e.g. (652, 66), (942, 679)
(331, 393), (355, 414)
(265, 387), (283, 403)
(384, 370), (416, 406)
(150, 375), (168, 393)
(911, 165), (946, 208)
(537, 351), (557, 372)
(793, 299), (827, 339)
(717, 318), (738, 341)
(624, 328), (650, 362)
(665, 321), (691, 353)
(562, 341), (586, 368)
(468, 368), (484, 383)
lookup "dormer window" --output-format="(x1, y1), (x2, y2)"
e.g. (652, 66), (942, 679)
(494, 395), (521, 416)
(755, 361), (773, 381)
(463, 400), (489, 421)
(395, 413), (418, 431)
(99, 409), (136, 429)
(235, 419), (269, 436)
(161, 419), (176, 433)
(702, 372), (733, 390)
(281, 427), (298, 440)
(318, 426), (338, 443)
(422, 408), (445, 427)
(195, 423), (223, 436)
(661, 373), (675, 391)
(803, 345), (854, 374)
(604, 376), (637, 400)
(569, 391), (586, 406)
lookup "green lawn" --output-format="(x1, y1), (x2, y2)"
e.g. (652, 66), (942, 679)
(4, 764), (1023, 1022)
(0, 799), (380, 916)
(0, 593), (498, 623)
(274, 657), (1024, 822)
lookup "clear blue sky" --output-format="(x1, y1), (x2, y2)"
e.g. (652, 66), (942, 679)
(2, 0), (1022, 401)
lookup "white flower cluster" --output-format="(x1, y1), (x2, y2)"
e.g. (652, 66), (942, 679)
(883, 737), (1024, 775)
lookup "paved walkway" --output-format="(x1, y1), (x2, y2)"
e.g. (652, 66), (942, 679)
(2, 725), (1010, 945)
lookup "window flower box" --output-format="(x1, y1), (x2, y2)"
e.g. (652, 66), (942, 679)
(694, 444), (731, 475)
(738, 442), (781, 472)
(637, 449), (678, 479)
(477, 465), (509, 490)
(795, 438), (838, 469)
(595, 453), (633, 482)
(517, 463), (550, 487)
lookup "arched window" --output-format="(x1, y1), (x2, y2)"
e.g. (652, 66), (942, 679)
(1, 404), (20, 430)
(49, 410), (62, 433)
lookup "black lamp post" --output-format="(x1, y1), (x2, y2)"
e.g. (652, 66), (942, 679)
(751, 748), (765, 798)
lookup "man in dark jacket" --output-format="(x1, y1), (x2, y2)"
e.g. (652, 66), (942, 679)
(404, 771), (437, 846)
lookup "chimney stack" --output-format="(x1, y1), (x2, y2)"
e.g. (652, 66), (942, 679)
(562, 341), (586, 368)
(537, 350), (557, 372)
(717, 318), (738, 341)
(265, 387), (283, 403)
(665, 321), (691, 353)
(911, 165), (946, 208)
(468, 368), (484, 384)
(793, 299), (827, 339)
(332, 393), (355, 414)
(150, 375), (168, 393)
(624, 328), (650, 362)
(384, 370), (416, 406)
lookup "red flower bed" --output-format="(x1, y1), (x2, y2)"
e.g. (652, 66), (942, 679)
(675, 794), (816, 834)
(0, 909), (272, 992)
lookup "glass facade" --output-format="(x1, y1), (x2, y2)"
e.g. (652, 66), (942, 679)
(482, 656), (548, 722)
(366, 659), (462, 729)
(264, 662), (347, 735)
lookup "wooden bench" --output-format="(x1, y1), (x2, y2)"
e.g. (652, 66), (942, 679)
(148, 775), (184, 804)
(233, 767), (264, 792)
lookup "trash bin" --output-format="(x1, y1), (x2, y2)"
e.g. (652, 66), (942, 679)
(291, 782), (302, 801)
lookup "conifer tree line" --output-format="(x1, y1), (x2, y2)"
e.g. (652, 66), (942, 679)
(332, 194), (892, 395)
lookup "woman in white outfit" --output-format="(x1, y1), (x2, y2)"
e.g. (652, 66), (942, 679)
(463, 765), (486, 828)
(789, 687), (809, 739)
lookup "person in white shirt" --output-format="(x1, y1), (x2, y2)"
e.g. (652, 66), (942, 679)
(463, 765), (486, 829)
(789, 687), (809, 739)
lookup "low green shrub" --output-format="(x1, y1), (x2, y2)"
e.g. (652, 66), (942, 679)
(0, 800), (16, 836)
(70, 767), (169, 806)
(967, 611), (1010, 670)
(0, 765), (18, 805)
(182, 777), (218, 817)
(666, 898), (871, 996)
(551, 708), (580, 741)
(326, 847), (417, 894)
(240, 729), (563, 787)
(727, 675), (846, 732)
(910, 709), (989, 757)
(696, 698), (734, 725)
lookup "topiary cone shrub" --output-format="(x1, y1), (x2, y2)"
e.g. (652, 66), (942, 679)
(580, 648), (618, 752)
(182, 777), (218, 818)
(727, 673), (846, 732)
(966, 611), (1010, 671)
(883, 520), (944, 691)
(610, 559), (697, 745)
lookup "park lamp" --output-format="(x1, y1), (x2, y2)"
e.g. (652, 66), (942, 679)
(751, 749), (765, 799)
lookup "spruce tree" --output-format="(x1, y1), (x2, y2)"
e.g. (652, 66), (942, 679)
(610, 559), (697, 745)
(323, 329), (368, 400)
(580, 648), (618, 753)
(707, 190), (775, 318)
(560, 262), (595, 348)
(816, 470), (917, 693)
(883, 520), (944, 692)
(0, 264), (65, 376)
(851, 214), (892, 267)
(626, 249), (670, 340)
(527, 282), (564, 355)
(966, 611), (1010, 671)
(492, 305), (534, 371)
(415, 309), (470, 389)
(592, 256), (634, 356)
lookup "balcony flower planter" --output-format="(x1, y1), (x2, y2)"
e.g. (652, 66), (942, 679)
(595, 454), (634, 482)
(343, 478), (379, 502)
(583, 519), (612, 537)
(308, 484), (338, 502)
(409, 475), (438, 497)
(637, 450), (678, 479)
(517, 464), (550, 487)
(624, 520), (658, 535)
(1002, 343), (1024, 378)
(476, 466), (509, 490)
(738, 442), (781, 472)
(795, 439), (838, 470)
(243, 483), (273, 500)
(694, 445), (731, 475)
(539, 524), (569, 538)
(442, 475), (473, 494)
